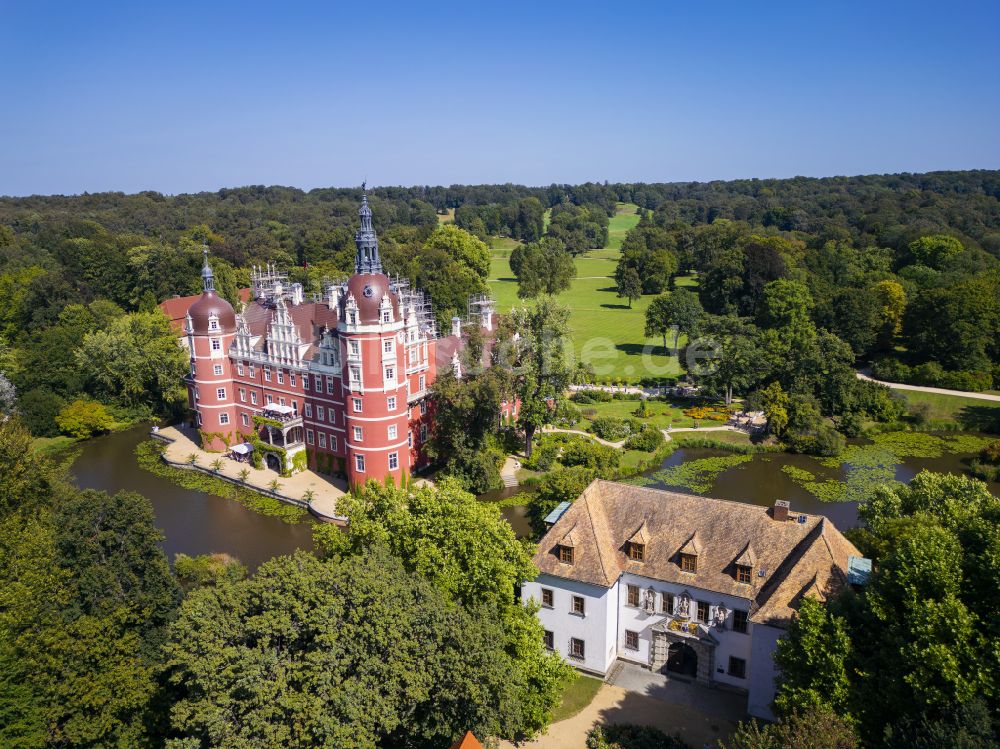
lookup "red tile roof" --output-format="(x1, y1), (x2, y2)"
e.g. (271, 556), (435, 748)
(448, 732), (484, 749)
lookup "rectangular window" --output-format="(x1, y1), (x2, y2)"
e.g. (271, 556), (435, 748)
(216, 388), (226, 400)
(728, 656), (747, 679)
(237, 362), (244, 376)
(661, 592), (674, 614)
(328, 410), (335, 424)
(306, 429), (314, 445)
(248, 364), (255, 379)
(279, 397), (285, 407)
(241, 413), (249, 426)
(627, 584), (640, 607)
(318, 433), (326, 448)
(625, 630), (639, 651)
(737, 564), (752, 584)
(238, 388), (246, 402)
(418, 375), (425, 392)
(387, 396), (396, 411)
(571, 596), (585, 615)
(349, 340), (360, 357)
(419, 400), (427, 416)
(213, 364), (223, 376)
(304, 404), (312, 418)
(543, 630), (554, 651)
(697, 601), (710, 623)
(628, 542), (645, 561)
(383, 339), (393, 354)
(353, 426), (363, 442)
(289, 372), (296, 387)
(330, 435), (338, 451)
(388, 452), (398, 470)
(317, 406), (325, 421)
(263, 366), (271, 382)
(733, 609), (749, 634)
(384, 366), (395, 381)
(382, 310), (390, 323)
(388, 424), (397, 440)
(303, 374), (309, 390)
(277, 370), (284, 385)
(681, 554), (698, 573)
(352, 398), (362, 413)
(219, 413), (229, 425)
(211, 338), (221, 351)
(559, 545), (574, 564)
(328, 376), (336, 394)
(265, 393), (273, 404)
(420, 424), (427, 443)
(314, 374), (322, 390)
(541, 588), (554, 608)
(250, 392), (258, 405)
(408, 430), (413, 448)
(355, 454), (365, 472)
(569, 638), (585, 660)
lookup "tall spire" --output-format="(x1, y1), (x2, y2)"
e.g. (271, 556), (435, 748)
(201, 245), (215, 292)
(354, 185), (382, 274)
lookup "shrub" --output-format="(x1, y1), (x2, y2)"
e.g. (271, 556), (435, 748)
(554, 400), (582, 427)
(571, 391), (596, 404)
(785, 424), (845, 457)
(18, 387), (64, 437)
(587, 724), (689, 749)
(625, 426), (665, 452)
(560, 439), (620, 472)
(590, 417), (632, 441)
(837, 412), (863, 438)
(56, 399), (115, 440)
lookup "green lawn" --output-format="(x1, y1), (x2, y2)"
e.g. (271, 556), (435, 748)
(899, 390), (1000, 429)
(574, 398), (730, 432)
(606, 202), (641, 250)
(484, 202), (689, 383)
(551, 673), (603, 723)
(31, 435), (78, 455)
(437, 208), (455, 224)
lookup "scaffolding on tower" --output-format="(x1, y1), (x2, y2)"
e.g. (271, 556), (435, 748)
(251, 264), (290, 307)
(394, 275), (439, 338)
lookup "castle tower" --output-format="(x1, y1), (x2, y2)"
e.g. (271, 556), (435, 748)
(185, 248), (238, 450)
(333, 189), (412, 487)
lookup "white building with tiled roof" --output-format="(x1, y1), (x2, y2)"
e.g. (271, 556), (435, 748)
(522, 479), (864, 720)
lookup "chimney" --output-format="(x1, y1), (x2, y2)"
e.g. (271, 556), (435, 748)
(451, 315), (462, 338)
(773, 499), (790, 522)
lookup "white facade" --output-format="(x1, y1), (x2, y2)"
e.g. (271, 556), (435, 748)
(524, 570), (778, 720)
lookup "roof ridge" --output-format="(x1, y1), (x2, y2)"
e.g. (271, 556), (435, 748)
(581, 483), (613, 586)
(593, 478), (824, 519)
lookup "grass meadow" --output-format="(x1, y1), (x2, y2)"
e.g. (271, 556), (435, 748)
(487, 203), (689, 382)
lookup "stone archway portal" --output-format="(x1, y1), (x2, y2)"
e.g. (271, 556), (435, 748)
(667, 641), (697, 677)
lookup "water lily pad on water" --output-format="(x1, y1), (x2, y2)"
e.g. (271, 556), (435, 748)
(644, 454), (754, 493)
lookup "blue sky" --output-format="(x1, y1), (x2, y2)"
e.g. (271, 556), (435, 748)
(1, 0), (998, 195)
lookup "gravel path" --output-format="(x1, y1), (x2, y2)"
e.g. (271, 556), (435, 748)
(856, 372), (1000, 402)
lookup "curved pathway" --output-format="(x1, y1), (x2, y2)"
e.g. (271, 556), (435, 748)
(856, 372), (1000, 402)
(541, 426), (627, 449)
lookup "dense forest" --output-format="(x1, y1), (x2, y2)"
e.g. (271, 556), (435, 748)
(2, 170), (998, 444)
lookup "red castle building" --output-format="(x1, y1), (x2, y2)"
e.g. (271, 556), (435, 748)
(167, 193), (509, 487)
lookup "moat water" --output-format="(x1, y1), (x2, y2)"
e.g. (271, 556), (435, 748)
(70, 425), (996, 568)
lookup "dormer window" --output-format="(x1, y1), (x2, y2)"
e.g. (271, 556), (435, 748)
(678, 531), (702, 574)
(208, 315), (219, 331)
(625, 521), (648, 563)
(733, 543), (756, 585)
(349, 311), (357, 325)
(556, 524), (578, 564)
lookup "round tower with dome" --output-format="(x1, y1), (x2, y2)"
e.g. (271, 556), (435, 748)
(332, 191), (413, 487)
(184, 249), (238, 450)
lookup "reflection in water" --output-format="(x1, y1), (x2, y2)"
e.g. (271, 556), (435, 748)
(70, 424), (314, 569)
